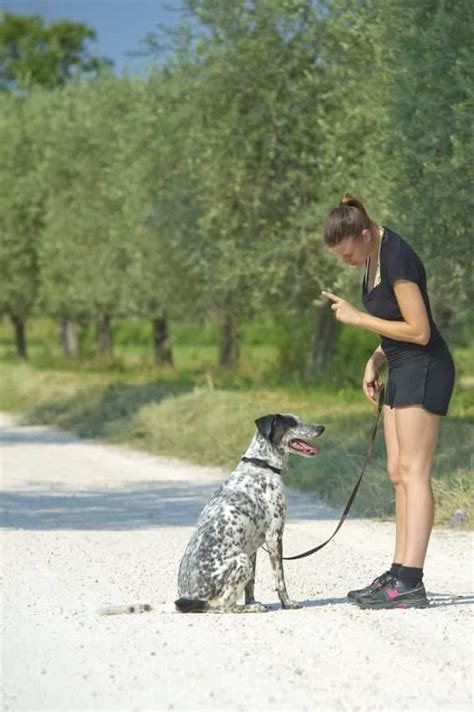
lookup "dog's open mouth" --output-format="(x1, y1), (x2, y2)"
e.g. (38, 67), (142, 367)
(288, 439), (320, 457)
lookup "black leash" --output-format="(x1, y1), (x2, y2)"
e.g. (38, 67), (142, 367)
(281, 386), (385, 561)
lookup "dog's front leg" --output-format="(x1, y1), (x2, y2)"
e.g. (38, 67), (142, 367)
(244, 552), (257, 604)
(266, 534), (301, 610)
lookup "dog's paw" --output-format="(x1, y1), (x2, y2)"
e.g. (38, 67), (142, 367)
(243, 602), (268, 613)
(281, 600), (302, 610)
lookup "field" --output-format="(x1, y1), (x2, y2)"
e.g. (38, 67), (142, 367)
(1, 317), (472, 526)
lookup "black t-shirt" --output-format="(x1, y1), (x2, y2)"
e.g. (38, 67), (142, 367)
(362, 227), (447, 367)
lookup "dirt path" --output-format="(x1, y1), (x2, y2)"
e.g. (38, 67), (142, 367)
(1, 413), (472, 712)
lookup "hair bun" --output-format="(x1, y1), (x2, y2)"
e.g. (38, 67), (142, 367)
(339, 192), (368, 215)
(339, 192), (357, 208)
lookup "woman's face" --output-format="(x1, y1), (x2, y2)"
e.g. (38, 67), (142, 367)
(328, 229), (371, 267)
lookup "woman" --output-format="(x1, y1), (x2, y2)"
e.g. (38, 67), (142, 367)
(322, 194), (455, 610)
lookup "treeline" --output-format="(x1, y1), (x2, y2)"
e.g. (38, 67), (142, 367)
(1, 0), (472, 372)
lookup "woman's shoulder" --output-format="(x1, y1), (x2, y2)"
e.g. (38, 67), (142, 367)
(381, 226), (427, 285)
(383, 226), (422, 262)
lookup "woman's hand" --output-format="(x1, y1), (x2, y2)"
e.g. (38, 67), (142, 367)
(321, 290), (362, 326)
(362, 358), (384, 406)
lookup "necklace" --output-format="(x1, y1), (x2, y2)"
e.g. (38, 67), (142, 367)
(365, 225), (383, 291)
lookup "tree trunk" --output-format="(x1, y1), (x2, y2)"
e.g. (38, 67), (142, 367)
(58, 317), (80, 358)
(218, 310), (240, 369)
(10, 314), (27, 359)
(307, 302), (338, 377)
(152, 313), (173, 365)
(96, 314), (113, 356)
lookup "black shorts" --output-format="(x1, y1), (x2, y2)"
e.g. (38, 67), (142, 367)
(385, 350), (455, 416)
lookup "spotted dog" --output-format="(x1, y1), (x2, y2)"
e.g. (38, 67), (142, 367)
(175, 413), (324, 613)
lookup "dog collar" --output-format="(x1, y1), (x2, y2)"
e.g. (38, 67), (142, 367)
(240, 457), (282, 475)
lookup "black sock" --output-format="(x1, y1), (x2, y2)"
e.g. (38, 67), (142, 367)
(399, 566), (423, 589)
(389, 562), (402, 578)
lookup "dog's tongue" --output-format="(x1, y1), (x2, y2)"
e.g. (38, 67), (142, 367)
(289, 439), (320, 456)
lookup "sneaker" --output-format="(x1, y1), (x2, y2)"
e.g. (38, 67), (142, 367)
(347, 571), (394, 602)
(356, 577), (430, 610)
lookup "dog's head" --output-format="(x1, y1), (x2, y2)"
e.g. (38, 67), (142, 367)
(254, 413), (324, 458)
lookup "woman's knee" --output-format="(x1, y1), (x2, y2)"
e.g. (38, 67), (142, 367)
(397, 456), (432, 486)
(386, 459), (400, 485)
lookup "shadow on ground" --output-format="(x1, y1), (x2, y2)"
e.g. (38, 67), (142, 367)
(0, 482), (337, 531)
(263, 593), (474, 610)
(0, 427), (80, 446)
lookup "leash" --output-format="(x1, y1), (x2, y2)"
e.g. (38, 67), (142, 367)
(281, 386), (385, 561)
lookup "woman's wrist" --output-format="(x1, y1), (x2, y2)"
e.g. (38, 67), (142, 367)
(368, 349), (385, 368)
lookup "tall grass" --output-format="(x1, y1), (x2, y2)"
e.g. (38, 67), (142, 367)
(0, 317), (472, 527)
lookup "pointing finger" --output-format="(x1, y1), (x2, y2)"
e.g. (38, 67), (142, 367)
(321, 290), (340, 302)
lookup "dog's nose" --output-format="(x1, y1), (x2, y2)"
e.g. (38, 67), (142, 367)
(317, 426), (325, 435)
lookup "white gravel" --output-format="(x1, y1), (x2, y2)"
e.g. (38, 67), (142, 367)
(1, 412), (472, 712)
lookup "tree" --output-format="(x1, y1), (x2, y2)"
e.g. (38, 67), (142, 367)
(0, 12), (112, 358)
(380, 0), (474, 338)
(35, 78), (144, 357)
(0, 94), (42, 358)
(0, 12), (111, 91)
(173, 0), (385, 371)
(117, 65), (205, 365)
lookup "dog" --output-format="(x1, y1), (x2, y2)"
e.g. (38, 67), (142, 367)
(175, 413), (324, 613)
(98, 412), (324, 616)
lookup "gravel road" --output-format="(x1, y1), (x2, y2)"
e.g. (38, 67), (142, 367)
(1, 412), (472, 712)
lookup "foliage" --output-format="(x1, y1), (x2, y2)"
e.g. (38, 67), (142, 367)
(0, 0), (472, 368)
(33, 78), (148, 322)
(0, 95), (41, 323)
(0, 11), (111, 90)
(2, 2), (472, 522)
(0, 12), (113, 355)
(379, 0), (474, 337)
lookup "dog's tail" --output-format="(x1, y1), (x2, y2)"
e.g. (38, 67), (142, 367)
(98, 603), (153, 616)
(174, 597), (209, 613)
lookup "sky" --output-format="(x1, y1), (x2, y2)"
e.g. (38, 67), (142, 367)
(0, 0), (189, 74)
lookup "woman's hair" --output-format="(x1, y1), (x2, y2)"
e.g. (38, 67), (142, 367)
(323, 193), (375, 246)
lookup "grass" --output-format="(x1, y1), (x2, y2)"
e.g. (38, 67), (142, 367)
(1, 316), (472, 527)
(0, 317), (279, 382)
(1, 352), (472, 528)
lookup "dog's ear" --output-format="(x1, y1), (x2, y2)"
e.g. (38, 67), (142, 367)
(271, 414), (298, 445)
(255, 414), (297, 445)
(255, 415), (276, 442)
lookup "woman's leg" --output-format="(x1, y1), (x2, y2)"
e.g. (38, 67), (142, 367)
(394, 406), (439, 567)
(383, 406), (404, 564)
(346, 406), (401, 601)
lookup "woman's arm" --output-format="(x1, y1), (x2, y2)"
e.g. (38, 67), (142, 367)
(363, 345), (385, 405)
(322, 281), (431, 345)
(358, 281), (431, 344)
(369, 344), (386, 367)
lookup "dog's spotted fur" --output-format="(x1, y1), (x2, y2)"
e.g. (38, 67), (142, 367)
(175, 413), (324, 613)
(98, 413), (323, 616)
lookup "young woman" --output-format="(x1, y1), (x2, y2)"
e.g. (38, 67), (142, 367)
(322, 194), (455, 610)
